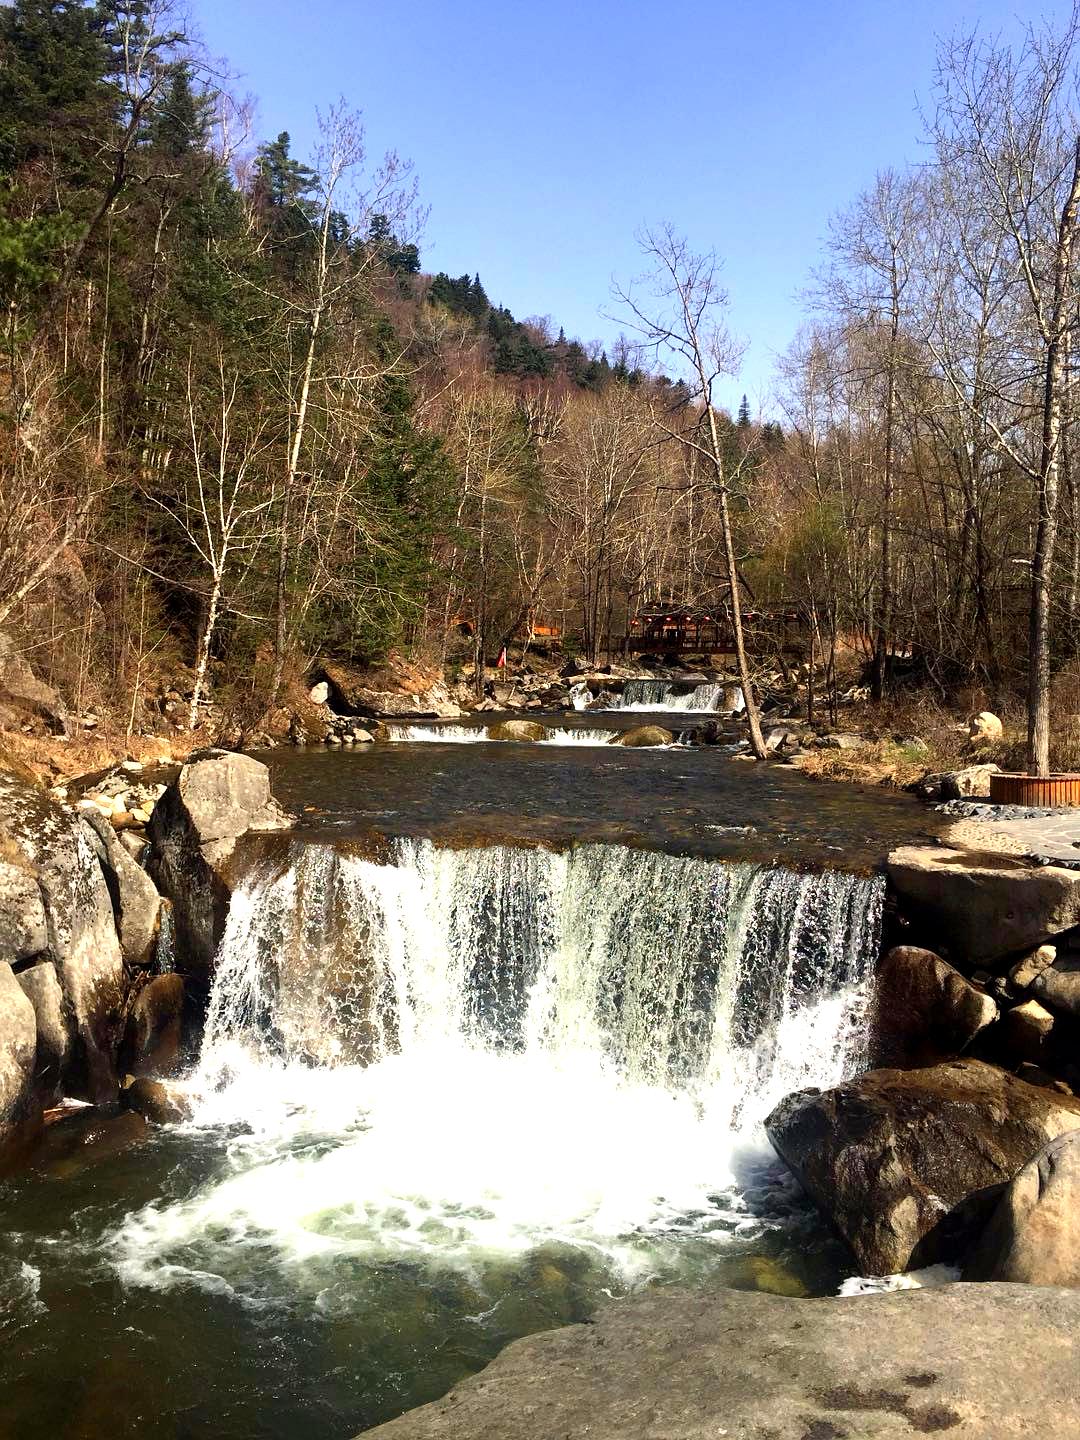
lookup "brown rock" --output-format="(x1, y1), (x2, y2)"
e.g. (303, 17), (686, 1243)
(486, 720), (549, 743)
(1000, 999), (1055, 1065)
(1009, 943), (1057, 990)
(967, 1130), (1080, 1286)
(1032, 963), (1080, 1019)
(123, 1075), (191, 1125)
(872, 946), (997, 1066)
(613, 725), (674, 748)
(122, 973), (185, 1077)
(765, 1059), (1080, 1275)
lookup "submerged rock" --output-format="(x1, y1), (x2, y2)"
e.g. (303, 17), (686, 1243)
(148, 751), (294, 973)
(612, 725), (673, 748)
(123, 1075), (191, 1125)
(765, 1059), (1080, 1275)
(486, 720), (549, 743)
(358, 1283), (1080, 1440)
(967, 1130), (1080, 1287)
(872, 945), (997, 1066)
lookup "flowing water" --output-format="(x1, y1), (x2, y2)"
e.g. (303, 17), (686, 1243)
(615, 678), (743, 713)
(0, 744), (936, 1440)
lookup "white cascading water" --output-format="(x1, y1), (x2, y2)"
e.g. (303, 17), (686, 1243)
(111, 840), (882, 1299)
(615, 679), (744, 713)
(383, 722), (630, 746)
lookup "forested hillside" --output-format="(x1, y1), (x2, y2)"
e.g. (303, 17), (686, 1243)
(5, 1), (1080, 773)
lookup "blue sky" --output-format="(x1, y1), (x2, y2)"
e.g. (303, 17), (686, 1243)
(192, 0), (1073, 416)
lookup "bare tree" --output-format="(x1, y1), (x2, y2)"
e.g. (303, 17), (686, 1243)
(615, 226), (767, 759)
(933, 11), (1080, 773)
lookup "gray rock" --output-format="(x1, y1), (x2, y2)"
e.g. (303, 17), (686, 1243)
(818, 732), (866, 750)
(16, 961), (70, 1102)
(1032, 963), (1080, 1019)
(359, 1283), (1080, 1440)
(967, 1130), (1080, 1286)
(969, 710), (1004, 743)
(887, 844), (1080, 966)
(0, 856), (47, 963)
(0, 960), (38, 1153)
(81, 808), (161, 967)
(765, 1059), (1080, 1275)
(0, 772), (123, 1104)
(872, 946), (997, 1066)
(148, 751), (293, 973)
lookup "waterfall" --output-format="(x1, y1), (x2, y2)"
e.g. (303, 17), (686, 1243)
(199, 840), (881, 1130)
(110, 838), (883, 1305)
(615, 679), (743, 713)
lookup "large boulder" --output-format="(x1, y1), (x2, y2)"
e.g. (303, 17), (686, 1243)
(0, 772), (123, 1104)
(80, 808), (162, 967)
(887, 844), (1080, 967)
(613, 725), (674, 748)
(872, 946), (997, 1066)
(148, 751), (293, 973)
(359, 1283), (1080, 1440)
(0, 961), (39, 1158)
(966, 1131), (1080, 1286)
(320, 665), (461, 719)
(486, 720), (549, 743)
(765, 1059), (1080, 1275)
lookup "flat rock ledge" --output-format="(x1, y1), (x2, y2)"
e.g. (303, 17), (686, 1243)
(360, 1283), (1080, 1439)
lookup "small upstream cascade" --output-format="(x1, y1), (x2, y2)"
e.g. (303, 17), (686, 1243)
(111, 840), (883, 1305)
(383, 721), (621, 745)
(616, 678), (744, 713)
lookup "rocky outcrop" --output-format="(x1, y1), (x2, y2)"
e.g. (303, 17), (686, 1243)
(0, 772), (124, 1104)
(887, 844), (1080, 967)
(359, 1283), (1080, 1440)
(486, 720), (549, 743)
(967, 1130), (1080, 1286)
(319, 664), (461, 719)
(613, 725), (674, 748)
(0, 961), (39, 1158)
(765, 1059), (1080, 1274)
(872, 946), (997, 1066)
(148, 751), (294, 973)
